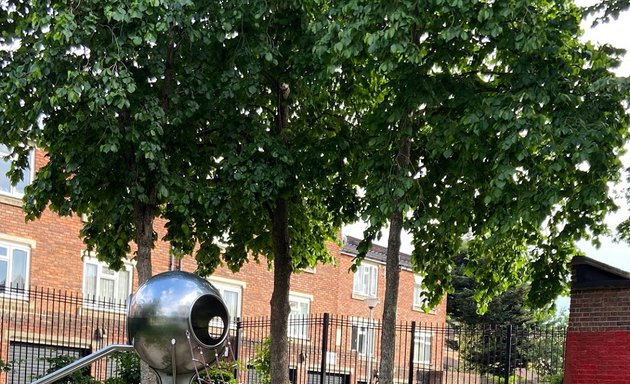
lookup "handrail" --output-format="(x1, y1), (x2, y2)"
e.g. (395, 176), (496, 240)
(30, 344), (136, 384)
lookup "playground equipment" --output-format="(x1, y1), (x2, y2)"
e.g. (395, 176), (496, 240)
(31, 271), (231, 384)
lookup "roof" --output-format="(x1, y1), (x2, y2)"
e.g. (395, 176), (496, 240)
(572, 255), (630, 290)
(341, 235), (413, 269)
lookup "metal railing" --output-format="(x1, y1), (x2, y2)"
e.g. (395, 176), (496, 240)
(0, 286), (566, 384)
(0, 286), (128, 384)
(234, 315), (566, 384)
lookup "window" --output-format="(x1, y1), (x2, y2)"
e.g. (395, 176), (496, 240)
(307, 371), (350, 384)
(413, 331), (432, 365)
(350, 318), (374, 356)
(413, 274), (427, 309)
(0, 241), (30, 293)
(353, 263), (378, 297)
(413, 274), (436, 314)
(209, 280), (243, 327)
(9, 342), (90, 382)
(301, 265), (316, 274)
(0, 145), (33, 198)
(288, 293), (311, 339)
(83, 258), (132, 311)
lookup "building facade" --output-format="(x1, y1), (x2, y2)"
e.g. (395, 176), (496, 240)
(565, 256), (630, 384)
(0, 147), (446, 383)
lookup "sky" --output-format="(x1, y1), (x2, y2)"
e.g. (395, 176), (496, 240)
(575, 1), (630, 272)
(344, 3), (630, 277)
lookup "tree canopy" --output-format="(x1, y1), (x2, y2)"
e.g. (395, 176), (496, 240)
(1, 1), (353, 383)
(447, 253), (538, 326)
(585, 0), (630, 24)
(0, 0), (231, 285)
(1, 1), (629, 383)
(314, 0), (629, 381)
(324, 0), (629, 308)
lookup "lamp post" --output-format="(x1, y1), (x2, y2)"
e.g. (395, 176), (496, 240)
(364, 296), (379, 384)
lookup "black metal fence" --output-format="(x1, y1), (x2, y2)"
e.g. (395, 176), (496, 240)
(234, 315), (566, 384)
(0, 286), (566, 384)
(0, 286), (128, 384)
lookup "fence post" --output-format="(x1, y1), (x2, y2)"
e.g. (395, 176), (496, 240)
(320, 313), (330, 384)
(504, 324), (513, 384)
(408, 321), (416, 384)
(234, 317), (242, 381)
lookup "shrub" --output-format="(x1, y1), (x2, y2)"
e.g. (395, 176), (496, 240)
(36, 354), (96, 384)
(104, 351), (141, 384)
(0, 359), (14, 373)
(248, 337), (271, 384)
(545, 373), (564, 384)
(199, 360), (239, 384)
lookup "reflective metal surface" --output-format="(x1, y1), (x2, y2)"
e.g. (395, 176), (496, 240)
(127, 271), (230, 376)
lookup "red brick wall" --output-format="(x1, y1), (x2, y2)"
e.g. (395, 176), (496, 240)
(208, 247), (446, 324)
(208, 243), (447, 376)
(565, 287), (630, 383)
(1, 150), (84, 291)
(565, 330), (630, 384)
(3, 198), (447, 323)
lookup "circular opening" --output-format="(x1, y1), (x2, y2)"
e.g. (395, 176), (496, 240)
(208, 316), (226, 339)
(189, 294), (230, 348)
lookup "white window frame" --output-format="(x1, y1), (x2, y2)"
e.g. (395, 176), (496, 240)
(0, 145), (34, 199)
(413, 274), (437, 314)
(0, 240), (31, 297)
(413, 274), (427, 309)
(208, 278), (244, 328)
(300, 265), (316, 274)
(350, 317), (375, 357)
(82, 257), (133, 312)
(413, 331), (432, 365)
(288, 292), (311, 340)
(353, 263), (378, 297)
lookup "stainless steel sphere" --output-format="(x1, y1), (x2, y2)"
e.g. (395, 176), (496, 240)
(127, 271), (230, 375)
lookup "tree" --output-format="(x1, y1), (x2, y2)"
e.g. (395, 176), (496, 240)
(36, 354), (96, 384)
(1, 1), (354, 383)
(527, 312), (568, 382)
(315, 1), (630, 382)
(1, 0), (226, 284)
(1, 1), (230, 380)
(166, 3), (356, 382)
(447, 253), (552, 377)
(2, 2), (629, 384)
(448, 254), (537, 326)
(591, 1), (630, 242)
(585, 0), (630, 24)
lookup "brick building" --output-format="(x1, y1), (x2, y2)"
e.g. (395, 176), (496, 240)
(0, 147), (446, 383)
(565, 256), (630, 384)
(208, 235), (446, 324)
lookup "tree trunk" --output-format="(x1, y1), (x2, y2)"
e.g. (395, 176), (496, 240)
(270, 197), (292, 384)
(134, 197), (158, 384)
(378, 134), (411, 384)
(133, 198), (156, 285)
(378, 209), (403, 383)
(267, 78), (292, 384)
